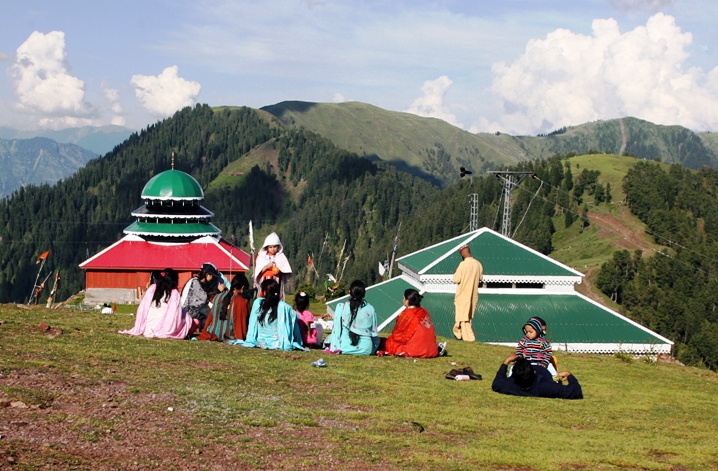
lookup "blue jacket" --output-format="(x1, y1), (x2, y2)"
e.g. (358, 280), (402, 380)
(491, 363), (583, 399)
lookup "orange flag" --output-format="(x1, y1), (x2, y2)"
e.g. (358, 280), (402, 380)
(35, 250), (50, 264)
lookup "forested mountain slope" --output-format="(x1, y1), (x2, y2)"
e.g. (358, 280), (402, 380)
(0, 137), (97, 198)
(0, 105), (278, 303)
(2, 104), (716, 370)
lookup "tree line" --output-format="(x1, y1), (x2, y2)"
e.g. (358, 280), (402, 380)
(597, 161), (718, 369)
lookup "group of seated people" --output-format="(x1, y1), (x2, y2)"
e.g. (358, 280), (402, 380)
(119, 263), (441, 358)
(118, 231), (582, 398)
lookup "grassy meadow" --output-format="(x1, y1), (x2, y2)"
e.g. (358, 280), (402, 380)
(1, 304), (718, 470)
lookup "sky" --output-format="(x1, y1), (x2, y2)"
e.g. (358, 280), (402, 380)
(1, 0), (717, 136)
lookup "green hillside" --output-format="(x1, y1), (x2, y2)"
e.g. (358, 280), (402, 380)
(550, 153), (664, 273)
(261, 102), (718, 187)
(510, 117), (718, 169)
(260, 101), (523, 186)
(699, 131), (718, 155)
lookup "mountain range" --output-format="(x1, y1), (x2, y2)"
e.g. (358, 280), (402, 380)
(3, 102), (718, 198)
(0, 137), (97, 197)
(0, 125), (134, 156)
(262, 101), (718, 186)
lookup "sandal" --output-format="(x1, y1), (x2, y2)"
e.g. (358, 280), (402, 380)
(462, 366), (482, 380)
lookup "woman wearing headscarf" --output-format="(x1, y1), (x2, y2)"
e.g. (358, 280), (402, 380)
(119, 268), (193, 339)
(197, 273), (252, 342)
(181, 262), (219, 331)
(230, 278), (305, 351)
(254, 232), (292, 299)
(384, 289), (439, 358)
(327, 280), (379, 355)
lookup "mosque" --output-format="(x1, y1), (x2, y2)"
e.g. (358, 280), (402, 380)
(79, 166), (249, 305)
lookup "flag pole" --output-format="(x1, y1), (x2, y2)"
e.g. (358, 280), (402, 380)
(28, 255), (48, 304)
(387, 222), (401, 280)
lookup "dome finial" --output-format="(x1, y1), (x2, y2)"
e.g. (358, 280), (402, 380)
(171, 151), (175, 170)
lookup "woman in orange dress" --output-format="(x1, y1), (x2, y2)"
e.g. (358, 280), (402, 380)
(196, 274), (252, 342)
(385, 289), (439, 358)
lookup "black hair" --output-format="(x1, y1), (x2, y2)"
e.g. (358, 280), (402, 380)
(348, 280), (366, 346)
(404, 288), (423, 307)
(258, 278), (280, 325)
(152, 268), (178, 308)
(512, 357), (536, 390)
(294, 291), (310, 313)
(217, 273), (250, 321)
(149, 270), (162, 285)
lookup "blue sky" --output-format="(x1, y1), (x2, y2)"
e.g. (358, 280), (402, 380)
(1, 0), (717, 135)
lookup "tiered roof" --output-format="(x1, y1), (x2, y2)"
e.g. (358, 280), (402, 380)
(124, 169), (220, 238)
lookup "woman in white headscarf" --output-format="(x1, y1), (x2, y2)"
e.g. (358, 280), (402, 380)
(254, 232), (292, 299)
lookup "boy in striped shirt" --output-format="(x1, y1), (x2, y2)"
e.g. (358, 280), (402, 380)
(515, 318), (553, 370)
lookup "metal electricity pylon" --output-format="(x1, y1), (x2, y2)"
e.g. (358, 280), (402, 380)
(469, 193), (479, 232)
(488, 171), (536, 238)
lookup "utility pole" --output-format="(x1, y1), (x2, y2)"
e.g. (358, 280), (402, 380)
(489, 171), (536, 238)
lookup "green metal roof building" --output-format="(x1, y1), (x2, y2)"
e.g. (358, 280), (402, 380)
(328, 227), (672, 355)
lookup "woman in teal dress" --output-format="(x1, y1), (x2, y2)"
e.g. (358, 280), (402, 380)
(231, 278), (305, 351)
(328, 280), (379, 355)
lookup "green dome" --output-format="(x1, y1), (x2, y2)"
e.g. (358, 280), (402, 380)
(141, 170), (204, 200)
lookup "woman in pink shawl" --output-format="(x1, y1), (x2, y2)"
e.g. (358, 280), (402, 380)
(254, 232), (292, 299)
(119, 268), (193, 339)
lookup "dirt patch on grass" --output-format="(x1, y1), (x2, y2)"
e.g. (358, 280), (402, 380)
(0, 369), (395, 470)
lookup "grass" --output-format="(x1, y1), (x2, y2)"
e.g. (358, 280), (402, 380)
(2, 305), (718, 470)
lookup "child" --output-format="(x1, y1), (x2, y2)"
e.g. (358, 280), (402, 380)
(294, 291), (323, 348)
(531, 316), (558, 375)
(515, 318), (553, 370)
(254, 232), (292, 299)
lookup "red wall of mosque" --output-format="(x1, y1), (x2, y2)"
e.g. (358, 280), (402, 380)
(85, 270), (194, 291)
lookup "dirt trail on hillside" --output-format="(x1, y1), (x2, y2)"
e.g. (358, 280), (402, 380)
(577, 206), (655, 304)
(589, 206), (654, 253)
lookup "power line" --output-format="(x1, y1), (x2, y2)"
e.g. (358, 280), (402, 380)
(514, 175), (718, 282)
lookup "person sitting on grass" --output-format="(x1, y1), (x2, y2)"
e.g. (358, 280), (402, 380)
(294, 291), (324, 348)
(230, 278), (305, 351)
(119, 268), (194, 339)
(492, 353), (583, 399)
(327, 280), (379, 355)
(197, 273), (252, 342)
(181, 262), (219, 332)
(381, 289), (438, 358)
(530, 316), (558, 375)
(516, 318), (553, 370)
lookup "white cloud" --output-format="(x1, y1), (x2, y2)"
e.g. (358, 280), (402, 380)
(405, 76), (462, 127)
(130, 66), (201, 117)
(332, 93), (346, 103)
(482, 13), (718, 134)
(0, 52), (11, 62)
(101, 79), (125, 126)
(8, 31), (96, 127)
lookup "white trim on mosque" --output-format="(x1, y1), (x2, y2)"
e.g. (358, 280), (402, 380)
(486, 342), (672, 355)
